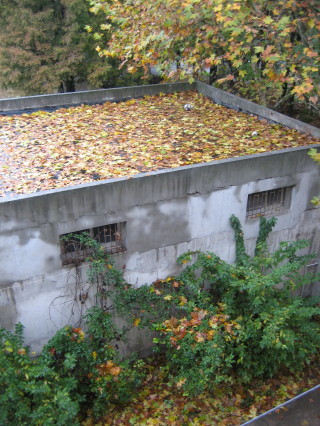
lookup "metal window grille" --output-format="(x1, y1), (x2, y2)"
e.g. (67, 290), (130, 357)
(246, 186), (292, 220)
(60, 222), (126, 265)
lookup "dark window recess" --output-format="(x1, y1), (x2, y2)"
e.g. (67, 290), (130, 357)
(246, 187), (293, 220)
(60, 222), (126, 265)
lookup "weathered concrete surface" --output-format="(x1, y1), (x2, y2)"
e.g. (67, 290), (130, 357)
(0, 145), (320, 352)
(241, 385), (320, 426)
(196, 81), (320, 138)
(0, 81), (195, 113)
(0, 81), (319, 353)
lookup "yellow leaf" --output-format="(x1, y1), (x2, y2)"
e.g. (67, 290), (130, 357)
(263, 16), (274, 25)
(207, 330), (215, 340)
(254, 46), (264, 54)
(308, 19), (315, 29)
(179, 296), (188, 306)
(231, 3), (241, 10)
(194, 331), (206, 342)
(133, 317), (141, 327)
(213, 4), (222, 12)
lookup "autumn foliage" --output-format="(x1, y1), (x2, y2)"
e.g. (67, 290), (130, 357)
(115, 216), (320, 394)
(1, 217), (320, 423)
(0, 91), (318, 197)
(89, 0), (320, 112)
(0, 0), (147, 95)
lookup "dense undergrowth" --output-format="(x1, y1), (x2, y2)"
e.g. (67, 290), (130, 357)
(1, 216), (320, 425)
(92, 357), (320, 425)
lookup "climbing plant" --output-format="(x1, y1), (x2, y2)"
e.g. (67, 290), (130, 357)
(115, 215), (320, 394)
(1, 215), (319, 422)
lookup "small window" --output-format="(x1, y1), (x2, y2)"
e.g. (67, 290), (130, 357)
(60, 222), (126, 265)
(246, 187), (292, 220)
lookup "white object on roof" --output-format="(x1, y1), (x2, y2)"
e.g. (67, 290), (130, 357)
(184, 103), (193, 111)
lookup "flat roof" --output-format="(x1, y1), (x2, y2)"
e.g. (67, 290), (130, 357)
(0, 90), (319, 197)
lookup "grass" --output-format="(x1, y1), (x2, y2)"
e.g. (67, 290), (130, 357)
(0, 91), (319, 197)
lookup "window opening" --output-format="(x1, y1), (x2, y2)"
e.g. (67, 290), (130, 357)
(60, 222), (126, 265)
(246, 186), (293, 220)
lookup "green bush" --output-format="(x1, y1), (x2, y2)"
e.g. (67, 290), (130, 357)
(116, 216), (320, 395)
(41, 307), (144, 418)
(1, 216), (319, 419)
(0, 309), (144, 423)
(0, 324), (80, 425)
(160, 217), (320, 393)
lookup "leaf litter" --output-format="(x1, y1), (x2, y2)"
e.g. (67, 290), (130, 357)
(83, 355), (320, 425)
(0, 91), (318, 197)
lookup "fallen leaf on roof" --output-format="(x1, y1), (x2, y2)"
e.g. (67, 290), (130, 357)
(0, 91), (318, 197)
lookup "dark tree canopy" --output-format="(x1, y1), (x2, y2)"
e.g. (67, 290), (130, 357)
(0, 0), (147, 95)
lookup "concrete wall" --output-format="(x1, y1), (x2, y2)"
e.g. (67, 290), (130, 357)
(196, 81), (320, 138)
(1, 147), (320, 352)
(0, 82), (320, 353)
(0, 81), (195, 113)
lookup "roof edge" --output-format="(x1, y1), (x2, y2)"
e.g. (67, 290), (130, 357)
(0, 81), (195, 113)
(196, 81), (320, 138)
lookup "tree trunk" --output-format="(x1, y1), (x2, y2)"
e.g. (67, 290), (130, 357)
(209, 66), (217, 85)
(59, 77), (76, 93)
(64, 77), (75, 92)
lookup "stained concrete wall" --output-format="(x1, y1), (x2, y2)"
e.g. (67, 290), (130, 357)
(0, 81), (195, 113)
(196, 81), (320, 138)
(0, 82), (320, 353)
(1, 147), (320, 352)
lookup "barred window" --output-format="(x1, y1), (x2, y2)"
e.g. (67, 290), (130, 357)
(60, 222), (126, 265)
(246, 187), (293, 220)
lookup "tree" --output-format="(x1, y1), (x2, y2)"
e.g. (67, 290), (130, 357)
(0, 0), (147, 95)
(89, 0), (320, 113)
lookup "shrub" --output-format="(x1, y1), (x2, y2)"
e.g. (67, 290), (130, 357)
(121, 216), (320, 395)
(0, 309), (144, 423)
(41, 307), (144, 418)
(0, 324), (80, 425)
(1, 216), (319, 419)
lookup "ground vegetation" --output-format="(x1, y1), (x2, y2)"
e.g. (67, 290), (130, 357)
(1, 216), (319, 424)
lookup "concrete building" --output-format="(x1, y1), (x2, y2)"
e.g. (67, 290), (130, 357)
(0, 81), (319, 353)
